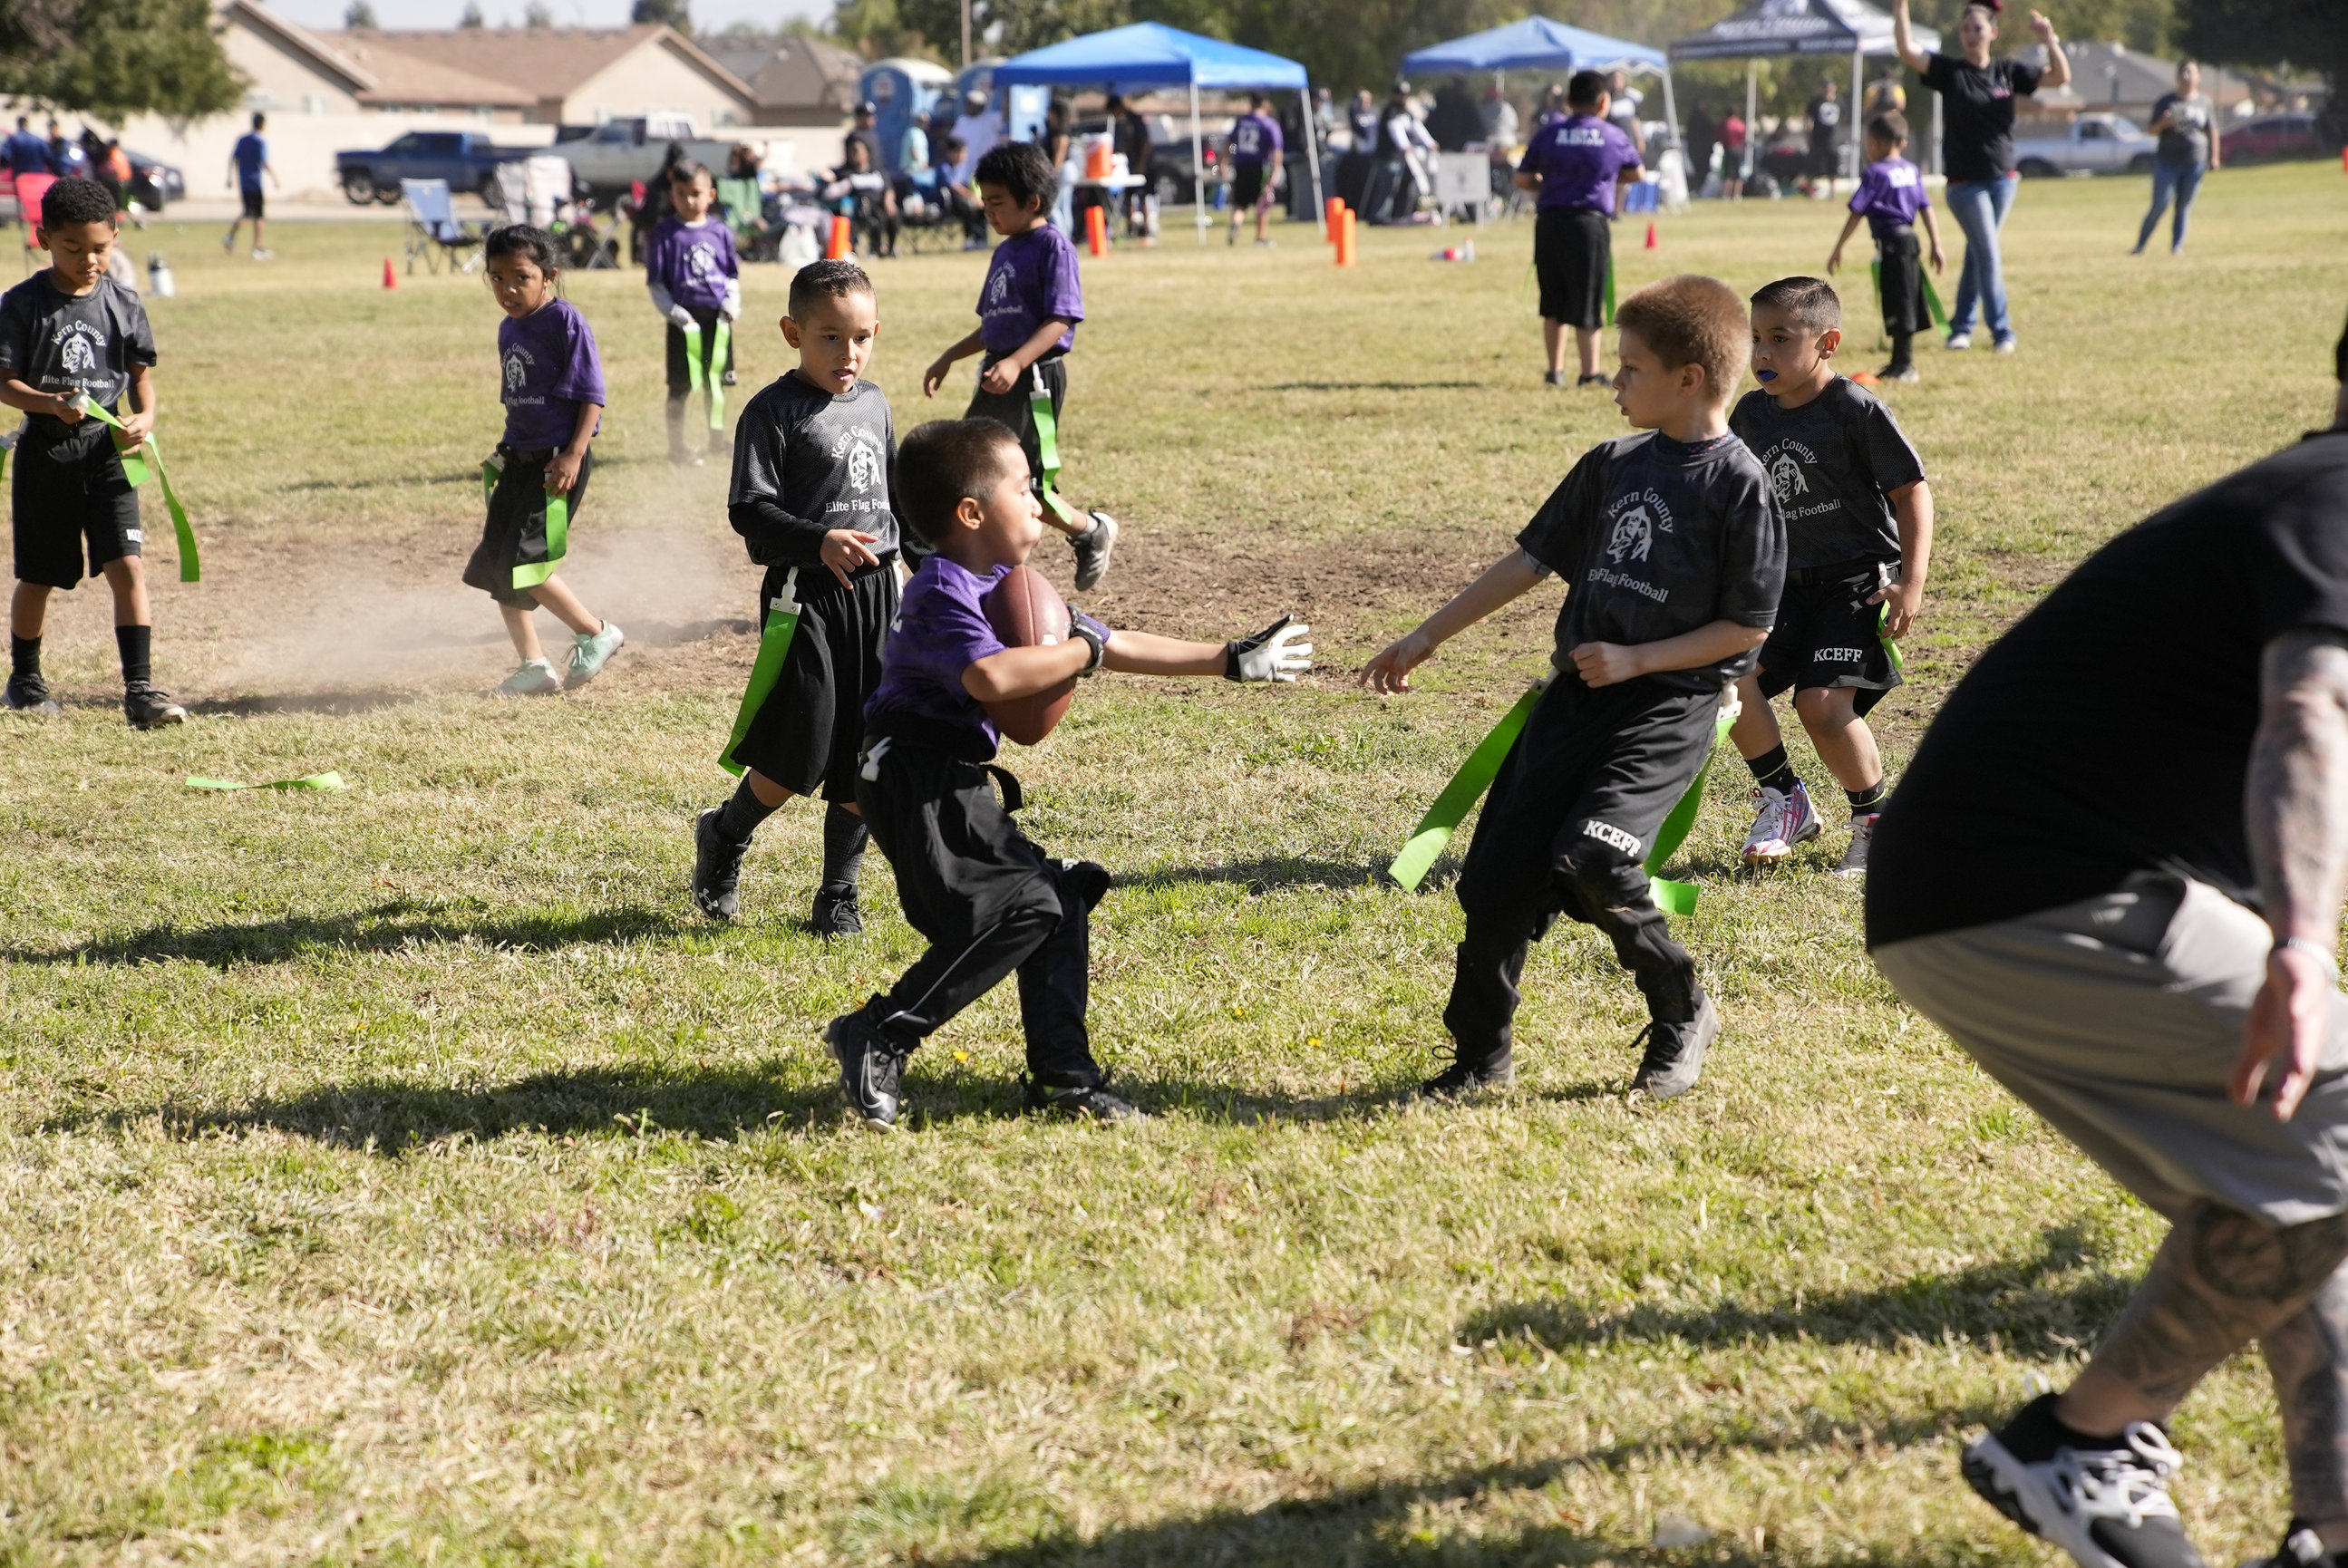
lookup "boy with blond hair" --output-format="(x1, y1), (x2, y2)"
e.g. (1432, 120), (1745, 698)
(1364, 275), (1785, 1101)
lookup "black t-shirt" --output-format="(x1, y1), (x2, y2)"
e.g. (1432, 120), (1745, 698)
(1922, 53), (2046, 181)
(727, 373), (899, 595)
(1729, 379), (1924, 569)
(2152, 91), (2214, 165)
(0, 271), (154, 460)
(1868, 431), (2348, 946)
(1517, 431), (1786, 693)
(1808, 95), (1845, 148)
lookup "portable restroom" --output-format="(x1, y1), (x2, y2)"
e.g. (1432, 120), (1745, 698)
(859, 57), (955, 175)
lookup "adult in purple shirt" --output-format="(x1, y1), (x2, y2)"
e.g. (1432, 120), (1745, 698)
(1225, 92), (1285, 248)
(1515, 70), (1642, 388)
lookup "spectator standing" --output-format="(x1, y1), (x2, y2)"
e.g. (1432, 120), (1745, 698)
(1037, 98), (1075, 236)
(1807, 78), (1847, 192)
(1722, 109), (1749, 199)
(223, 112), (277, 261)
(1337, 89), (1380, 213)
(1893, 0), (2070, 353)
(1107, 94), (1154, 241)
(44, 121), (89, 179)
(1481, 82), (1521, 150)
(1605, 70), (1643, 143)
(949, 90), (1000, 169)
(2135, 59), (2219, 256)
(3, 116), (52, 179)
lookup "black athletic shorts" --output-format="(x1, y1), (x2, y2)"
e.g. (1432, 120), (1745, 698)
(463, 444), (592, 609)
(1876, 229), (1930, 337)
(1458, 673), (1721, 925)
(1756, 559), (1902, 715)
(965, 353), (1066, 498)
(10, 429), (141, 590)
(240, 188), (265, 220)
(727, 557), (898, 802)
(1534, 206), (1610, 329)
(664, 305), (734, 395)
(1231, 162), (1269, 210)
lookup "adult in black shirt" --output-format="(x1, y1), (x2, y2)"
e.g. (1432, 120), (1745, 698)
(1106, 93), (1154, 239)
(2134, 59), (2220, 256)
(1805, 79), (1846, 189)
(1868, 322), (2348, 1566)
(1893, 0), (2067, 352)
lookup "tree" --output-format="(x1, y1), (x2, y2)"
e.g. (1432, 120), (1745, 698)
(458, 1), (484, 27)
(632, 0), (693, 31)
(524, 0), (553, 24)
(344, 0), (376, 24)
(0, 0), (244, 122)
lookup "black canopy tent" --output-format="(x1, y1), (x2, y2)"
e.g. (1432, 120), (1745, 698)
(1670, 0), (1943, 179)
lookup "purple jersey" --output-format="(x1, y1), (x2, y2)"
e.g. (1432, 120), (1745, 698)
(1228, 111), (1283, 167)
(1849, 156), (1929, 240)
(498, 296), (604, 450)
(643, 216), (739, 314)
(1517, 112), (1642, 216)
(977, 224), (1083, 359)
(865, 555), (1012, 758)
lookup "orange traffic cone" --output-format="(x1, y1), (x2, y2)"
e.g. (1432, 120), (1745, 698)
(1084, 202), (1108, 257)
(1335, 207), (1356, 267)
(825, 215), (850, 260)
(1644, 221), (1657, 249)
(383, 256), (397, 288)
(1325, 195), (1344, 244)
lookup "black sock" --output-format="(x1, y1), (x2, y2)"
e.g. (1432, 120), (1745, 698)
(1888, 330), (1914, 370)
(1847, 780), (1888, 815)
(821, 801), (868, 893)
(10, 634), (37, 682)
(715, 777), (776, 843)
(1995, 1391), (2127, 1461)
(1745, 744), (1800, 794)
(115, 624), (150, 687)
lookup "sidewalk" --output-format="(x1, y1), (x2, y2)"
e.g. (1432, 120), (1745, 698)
(158, 194), (498, 223)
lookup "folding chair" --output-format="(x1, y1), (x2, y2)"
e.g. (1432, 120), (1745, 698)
(400, 179), (484, 276)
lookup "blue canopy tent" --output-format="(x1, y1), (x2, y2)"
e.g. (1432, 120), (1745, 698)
(1402, 17), (1683, 162)
(993, 22), (1321, 244)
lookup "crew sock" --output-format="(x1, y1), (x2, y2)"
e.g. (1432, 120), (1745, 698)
(820, 802), (868, 893)
(1995, 1391), (2128, 1463)
(716, 777), (776, 844)
(115, 624), (150, 688)
(10, 634), (38, 682)
(1746, 744), (1800, 794)
(1847, 779), (1889, 815)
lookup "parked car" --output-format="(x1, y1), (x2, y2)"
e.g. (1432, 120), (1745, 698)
(336, 131), (537, 204)
(548, 119), (741, 203)
(2012, 111), (2158, 176)
(122, 149), (182, 210)
(2221, 111), (2324, 163)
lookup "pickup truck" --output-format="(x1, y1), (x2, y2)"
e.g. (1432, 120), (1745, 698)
(337, 131), (537, 204)
(548, 119), (743, 202)
(2012, 111), (2159, 177)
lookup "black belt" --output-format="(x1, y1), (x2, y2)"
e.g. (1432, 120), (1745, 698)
(1786, 557), (1894, 588)
(496, 442), (563, 463)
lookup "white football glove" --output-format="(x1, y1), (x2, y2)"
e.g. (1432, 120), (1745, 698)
(1225, 615), (1313, 683)
(667, 304), (695, 328)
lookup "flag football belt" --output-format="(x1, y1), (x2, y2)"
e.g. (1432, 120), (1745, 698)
(720, 567), (800, 777)
(1027, 366), (1079, 528)
(681, 320), (733, 431)
(54, 396), (199, 583)
(1870, 252), (1949, 332)
(481, 449), (569, 592)
(1389, 679), (1736, 915)
(187, 771), (346, 791)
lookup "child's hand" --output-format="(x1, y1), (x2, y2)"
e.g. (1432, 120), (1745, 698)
(1361, 630), (1435, 694)
(978, 359), (1024, 396)
(113, 408), (155, 448)
(1568, 641), (1645, 688)
(1869, 573), (1926, 640)
(544, 450), (583, 495)
(53, 392), (85, 426)
(1928, 245), (1945, 274)
(820, 528), (882, 587)
(1826, 246), (1844, 275)
(921, 356), (954, 398)
(667, 304), (694, 328)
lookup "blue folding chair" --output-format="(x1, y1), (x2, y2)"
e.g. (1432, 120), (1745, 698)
(401, 179), (484, 276)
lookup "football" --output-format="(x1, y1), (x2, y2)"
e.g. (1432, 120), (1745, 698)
(979, 565), (1076, 746)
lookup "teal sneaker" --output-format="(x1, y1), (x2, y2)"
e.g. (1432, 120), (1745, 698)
(564, 622), (626, 689)
(495, 658), (561, 697)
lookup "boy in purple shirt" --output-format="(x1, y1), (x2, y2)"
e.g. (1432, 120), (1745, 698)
(643, 162), (742, 464)
(920, 140), (1120, 592)
(827, 418), (1311, 1130)
(1515, 70), (1643, 389)
(1225, 92), (1285, 248)
(1827, 112), (1945, 382)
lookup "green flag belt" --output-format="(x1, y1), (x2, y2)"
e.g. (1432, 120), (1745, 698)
(1642, 702), (1739, 917)
(187, 771), (346, 791)
(66, 396), (199, 583)
(482, 452), (570, 592)
(1602, 253), (1616, 329)
(1871, 258), (1951, 335)
(721, 568), (801, 777)
(1028, 371), (1079, 528)
(682, 321), (733, 432)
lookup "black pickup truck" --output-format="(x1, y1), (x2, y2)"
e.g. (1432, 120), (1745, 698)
(336, 131), (537, 204)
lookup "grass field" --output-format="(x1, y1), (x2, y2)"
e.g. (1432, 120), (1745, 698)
(1, 163), (2343, 1566)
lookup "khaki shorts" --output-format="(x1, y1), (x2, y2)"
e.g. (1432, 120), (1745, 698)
(1874, 872), (2348, 1226)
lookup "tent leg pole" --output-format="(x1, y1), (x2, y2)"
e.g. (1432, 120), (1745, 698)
(1190, 79), (1207, 246)
(1305, 86), (1326, 239)
(1851, 44), (1864, 185)
(1660, 66), (1682, 204)
(1745, 60), (1757, 182)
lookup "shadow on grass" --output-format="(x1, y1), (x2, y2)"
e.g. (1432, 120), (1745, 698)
(186, 689), (436, 718)
(1116, 857), (1406, 895)
(1265, 380), (1483, 393)
(5, 898), (684, 969)
(624, 616), (756, 648)
(1460, 1222), (2129, 1360)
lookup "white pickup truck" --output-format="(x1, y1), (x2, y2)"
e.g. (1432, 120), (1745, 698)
(2011, 111), (2159, 177)
(551, 118), (744, 202)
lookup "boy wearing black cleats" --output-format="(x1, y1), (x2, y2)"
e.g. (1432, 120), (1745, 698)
(693, 259), (898, 934)
(3, 178), (185, 730)
(1365, 276), (1785, 1102)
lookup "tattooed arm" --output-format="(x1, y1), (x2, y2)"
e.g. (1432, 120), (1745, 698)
(2237, 629), (2348, 1119)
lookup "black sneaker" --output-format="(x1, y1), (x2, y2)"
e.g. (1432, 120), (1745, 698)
(1630, 994), (1720, 1100)
(1876, 363), (1921, 382)
(1024, 1078), (1144, 1121)
(827, 1006), (909, 1131)
(5, 673), (61, 715)
(1543, 369), (1569, 387)
(1577, 373), (1612, 388)
(123, 682), (187, 730)
(810, 885), (862, 939)
(720, 369), (738, 387)
(1413, 1046), (1515, 1099)
(2242, 1521), (2334, 1568)
(1962, 1394), (2207, 1568)
(1071, 509), (1119, 592)
(691, 808), (747, 920)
